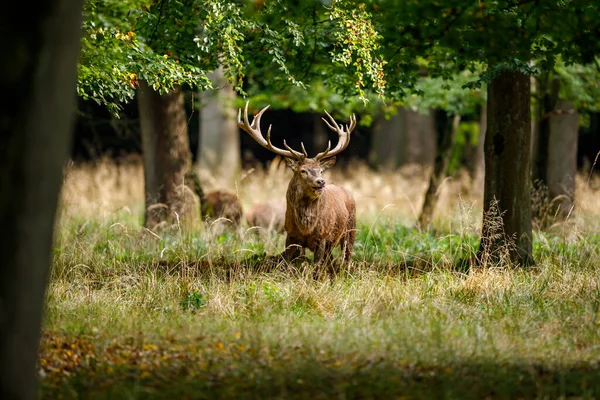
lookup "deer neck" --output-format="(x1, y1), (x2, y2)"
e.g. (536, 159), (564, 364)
(287, 177), (324, 233)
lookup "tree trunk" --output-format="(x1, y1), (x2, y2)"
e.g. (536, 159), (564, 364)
(369, 107), (436, 170)
(0, 1), (83, 398)
(479, 70), (533, 266)
(469, 103), (486, 197)
(547, 99), (578, 220)
(198, 65), (241, 185)
(403, 108), (436, 166)
(138, 82), (198, 229)
(368, 107), (404, 170)
(418, 112), (461, 229)
(532, 74), (560, 186)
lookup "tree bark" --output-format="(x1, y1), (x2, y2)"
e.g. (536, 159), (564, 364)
(0, 1), (83, 399)
(198, 65), (241, 185)
(479, 70), (533, 266)
(418, 112), (460, 229)
(138, 82), (198, 229)
(547, 99), (578, 220)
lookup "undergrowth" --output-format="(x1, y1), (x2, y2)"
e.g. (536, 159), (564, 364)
(41, 209), (600, 399)
(40, 160), (600, 399)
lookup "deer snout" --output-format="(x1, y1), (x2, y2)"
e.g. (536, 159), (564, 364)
(316, 178), (326, 188)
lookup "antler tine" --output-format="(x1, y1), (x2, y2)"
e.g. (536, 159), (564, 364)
(315, 110), (355, 160)
(321, 110), (339, 132)
(346, 114), (357, 133)
(237, 101), (305, 160)
(300, 142), (308, 158)
(282, 140), (306, 159)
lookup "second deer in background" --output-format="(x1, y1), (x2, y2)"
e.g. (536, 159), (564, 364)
(238, 102), (357, 267)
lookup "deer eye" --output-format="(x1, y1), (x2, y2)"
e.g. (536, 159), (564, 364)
(300, 169), (307, 175)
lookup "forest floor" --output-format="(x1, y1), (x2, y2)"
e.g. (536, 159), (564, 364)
(39, 158), (600, 399)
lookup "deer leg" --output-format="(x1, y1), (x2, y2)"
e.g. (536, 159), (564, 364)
(313, 240), (326, 265)
(282, 235), (303, 262)
(312, 240), (332, 280)
(341, 229), (356, 266)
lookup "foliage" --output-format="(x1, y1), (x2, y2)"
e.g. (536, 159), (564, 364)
(79, 0), (390, 116)
(79, 0), (212, 115)
(79, 0), (600, 119)
(373, 0), (600, 92)
(410, 69), (486, 115)
(555, 57), (600, 112)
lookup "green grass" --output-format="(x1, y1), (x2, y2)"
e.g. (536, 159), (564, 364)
(41, 211), (600, 399)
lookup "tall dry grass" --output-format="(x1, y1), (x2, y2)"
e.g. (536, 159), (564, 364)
(58, 155), (600, 234)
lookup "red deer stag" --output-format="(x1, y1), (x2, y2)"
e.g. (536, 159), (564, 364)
(238, 102), (356, 266)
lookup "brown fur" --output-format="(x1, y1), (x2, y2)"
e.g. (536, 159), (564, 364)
(184, 170), (243, 228)
(282, 157), (356, 265)
(203, 190), (243, 226)
(245, 200), (286, 232)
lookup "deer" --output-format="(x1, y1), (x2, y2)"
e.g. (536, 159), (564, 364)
(245, 199), (286, 233)
(237, 101), (357, 267)
(185, 170), (243, 231)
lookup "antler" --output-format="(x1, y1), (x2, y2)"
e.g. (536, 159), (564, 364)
(237, 101), (307, 160)
(315, 111), (356, 160)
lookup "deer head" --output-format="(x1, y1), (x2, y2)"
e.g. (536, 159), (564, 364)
(237, 101), (356, 199)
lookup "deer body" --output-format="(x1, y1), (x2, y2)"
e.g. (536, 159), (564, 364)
(245, 200), (286, 232)
(285, 181), (356, 264)
(238, 102), (357, 266)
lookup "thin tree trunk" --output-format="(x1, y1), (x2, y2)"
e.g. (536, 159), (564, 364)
(470, 103), (486, 197)
(418, 112), (460, 229)
(547, 99), (578, 221)
(138, 82), (198, 229)
(479, 69), (533, 266)
(0, 1), (84, 398)
(198, 65), (241, 185)
(532, 74), (560, 186)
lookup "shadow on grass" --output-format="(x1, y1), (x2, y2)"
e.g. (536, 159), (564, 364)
(41, 356), (600, 399)
(148, 251), (473, 281)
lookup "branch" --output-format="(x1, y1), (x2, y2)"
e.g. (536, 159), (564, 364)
(148, 0), (166, 44)
(297, 5), (319, 84)
(499, 0), (537, 13)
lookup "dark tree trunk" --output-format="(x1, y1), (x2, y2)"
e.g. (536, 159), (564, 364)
(0, 1), (84, 398)
(479, 70), (533, 266)
(418, 111), (460, 229)
(547, 99), (578, 220)
(138, 82), (198, 229)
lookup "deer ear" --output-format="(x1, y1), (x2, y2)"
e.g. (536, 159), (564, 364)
(320, 157), (336, 170)
(284, 157), (299, 171)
